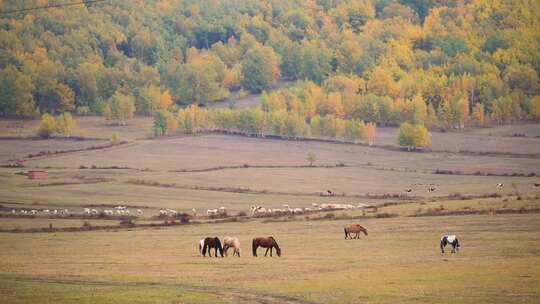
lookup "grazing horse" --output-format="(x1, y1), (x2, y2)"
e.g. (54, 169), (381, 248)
(344, 224), (368, 239)
(252, 236), (281, 257)
(201, 237), (224, 257)
(223, 236), (241, 257)
(440, 235), (461, 253)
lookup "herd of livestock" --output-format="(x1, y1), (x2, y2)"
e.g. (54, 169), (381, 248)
(7, 182), (519, 219)
(198, 226), (461, 258)
(6, 202), (373, 219)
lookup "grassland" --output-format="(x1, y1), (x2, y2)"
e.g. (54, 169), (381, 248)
(1, 117), (539, 303)
(0, 213), (539, 303)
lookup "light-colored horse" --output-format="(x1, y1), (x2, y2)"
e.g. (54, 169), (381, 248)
(223, 236), (241, 257)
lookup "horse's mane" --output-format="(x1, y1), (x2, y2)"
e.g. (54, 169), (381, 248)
(269, 236), (280, 249)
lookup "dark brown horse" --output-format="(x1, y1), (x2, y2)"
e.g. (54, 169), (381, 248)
(201, 237), (224, 257)
(344, 224), (368, 239)
(252, 236), (281, 257)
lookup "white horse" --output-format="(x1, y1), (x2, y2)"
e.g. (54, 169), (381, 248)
(222, 236), (241, 257)
(440, 235), (461, 253)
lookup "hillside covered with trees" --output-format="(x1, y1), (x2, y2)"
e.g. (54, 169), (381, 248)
(1, 0), (540, 131)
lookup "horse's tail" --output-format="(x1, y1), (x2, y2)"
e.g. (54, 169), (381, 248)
(252, 239), (257, 256)
(344, 227), (348, 239)
(202, 242), (207, 256)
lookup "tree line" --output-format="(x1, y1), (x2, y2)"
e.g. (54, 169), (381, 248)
(2, 0), (540, 129)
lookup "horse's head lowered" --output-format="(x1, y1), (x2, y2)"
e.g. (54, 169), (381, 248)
(270, 237), (282, 257)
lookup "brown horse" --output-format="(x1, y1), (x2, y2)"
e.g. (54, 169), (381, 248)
(252, 236), (281, 257)
(344, 224), (368, 239)
(201, 237), (224, 257)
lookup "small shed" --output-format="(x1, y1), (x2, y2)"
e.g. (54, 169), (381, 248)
(27, 170), (48, 179)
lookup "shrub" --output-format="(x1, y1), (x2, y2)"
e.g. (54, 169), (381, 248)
(55, 112), (76, 136)
(37, 113), (57, 138)
(306, 151), (317, 166)
(397, 122), (432, 151)
(111, 132), (119, 143)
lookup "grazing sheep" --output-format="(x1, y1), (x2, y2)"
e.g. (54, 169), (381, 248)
(428, 187), (436, 192)
(356, 203), (371, 208)
(30, 210), (37, 215)
(165, 209), (177, 216)
(218, 206), (227, 215)
(43, 209), (50, 214)
(207, 209), (218, 216)
(137, 209), (143, 215)
(496, 183), (504, 189)
(84, 208), (91, 215)
(11, 209), (16, 214)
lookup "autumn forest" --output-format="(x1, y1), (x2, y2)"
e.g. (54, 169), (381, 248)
(1, 0), (539, 145)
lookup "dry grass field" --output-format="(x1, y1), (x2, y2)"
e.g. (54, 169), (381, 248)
(1, 117), (540, 303)
(0, 213), (539, 303)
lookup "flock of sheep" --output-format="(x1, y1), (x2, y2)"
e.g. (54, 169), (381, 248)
(84, 206), (143, 216)
(11, 208), (69, 216)
(250, 202), (372, 215)
(8, 202), (375, 220)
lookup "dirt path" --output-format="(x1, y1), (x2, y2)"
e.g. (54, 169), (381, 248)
(7, 275), (317, 304)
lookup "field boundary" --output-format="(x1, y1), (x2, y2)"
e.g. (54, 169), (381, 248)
(185, 130), (540, 160)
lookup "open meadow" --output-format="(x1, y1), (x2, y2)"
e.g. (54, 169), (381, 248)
(2, 0), (540, 302)
(1, 117), (540, 303)
(1, 214), (539, 304)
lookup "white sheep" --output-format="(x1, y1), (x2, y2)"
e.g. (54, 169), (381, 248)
(218, 206), (227, 215)
(137, 209), (143, 215)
